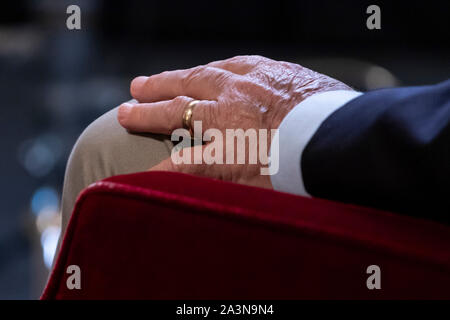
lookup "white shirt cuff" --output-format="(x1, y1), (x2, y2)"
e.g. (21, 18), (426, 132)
(270, 90), (363, 196)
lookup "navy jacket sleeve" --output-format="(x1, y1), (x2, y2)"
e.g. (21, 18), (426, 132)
(302, 80), (450, 223)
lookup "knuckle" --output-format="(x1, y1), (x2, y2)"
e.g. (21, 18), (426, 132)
(227, 55), (267, 73)
(212, 70), (232, 87)
(173, 95), (189, 105)
(247, 55), (267, 65)
(146, 75), (155, 87)
(147, 72), (166, 90)
(227, 55), (246, 64)
(191, 65), (208, 76)
(183, 65), (230, 90)
(250, 54), (265, 60)
(171, 96), (189, 119)
(236, 78), (266, 94)
(158, 70), (172, 80)
(194, 102), (207, 122)
(206, 102), (219, 128)
(181, 66), (205, 89)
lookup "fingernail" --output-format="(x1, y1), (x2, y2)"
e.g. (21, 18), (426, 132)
(118, 103), (134, 124)
(131, 76), (148, 95)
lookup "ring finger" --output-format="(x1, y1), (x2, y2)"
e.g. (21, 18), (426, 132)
(117, 96), (216, 135)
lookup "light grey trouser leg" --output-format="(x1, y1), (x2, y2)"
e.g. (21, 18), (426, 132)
(59, 104), (173, 245)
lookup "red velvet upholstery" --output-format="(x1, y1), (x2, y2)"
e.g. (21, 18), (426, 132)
(42, 171), (450, 299)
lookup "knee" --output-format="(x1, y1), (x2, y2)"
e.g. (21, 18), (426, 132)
(60, 106), (126, 235)
(67, 107), (125, 184)
(60, 104), (171, 236)
(66, 104), (172, 185)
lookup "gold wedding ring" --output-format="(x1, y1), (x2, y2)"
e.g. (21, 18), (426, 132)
(182, 100), (199, 135)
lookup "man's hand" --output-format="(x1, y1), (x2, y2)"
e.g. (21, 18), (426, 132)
(117, 55), (352, 188)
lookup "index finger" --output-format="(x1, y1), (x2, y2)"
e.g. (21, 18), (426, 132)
(206, 55), (272, 74)
(131, 65), (234, 103)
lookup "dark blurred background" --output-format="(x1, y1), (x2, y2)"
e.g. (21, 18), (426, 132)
(0, 0), (449, 299)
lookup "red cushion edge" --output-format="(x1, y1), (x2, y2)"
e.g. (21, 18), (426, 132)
(41, 171), (450, 299)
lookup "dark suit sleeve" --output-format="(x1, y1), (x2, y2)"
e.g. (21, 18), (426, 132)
(302, 80), (450, 223)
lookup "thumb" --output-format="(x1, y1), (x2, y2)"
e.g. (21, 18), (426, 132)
(149, 145), (211, 176)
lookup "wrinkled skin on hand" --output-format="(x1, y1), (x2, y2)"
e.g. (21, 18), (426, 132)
(210, 55), (352, 131)
(118, 55), (352, 188)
